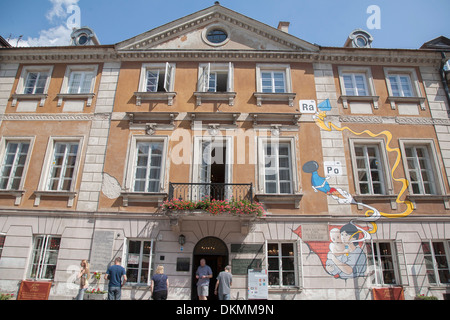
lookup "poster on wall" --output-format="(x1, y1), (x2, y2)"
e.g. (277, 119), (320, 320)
(248, 269), (268, 300)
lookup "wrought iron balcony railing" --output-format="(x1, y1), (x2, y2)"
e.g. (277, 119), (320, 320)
(168, 182), (253, 203)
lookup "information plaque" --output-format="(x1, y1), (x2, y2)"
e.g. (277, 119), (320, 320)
(17, 281), (52, 300)
(247, 269), (268, 300)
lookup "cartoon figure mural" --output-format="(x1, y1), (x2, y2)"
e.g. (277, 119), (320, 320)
(293, 99), (415, 280)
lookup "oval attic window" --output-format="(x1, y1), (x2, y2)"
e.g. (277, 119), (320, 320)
(206, 29), (228, 44)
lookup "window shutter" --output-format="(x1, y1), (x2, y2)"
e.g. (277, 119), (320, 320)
(147, 239), (154, 286)
(121, 237), (128, 268)
(395, 239), (409, 286)
(296, 238), (304, 288)
(198, 63), (211, 92)
(227, 62), (233, 92)
(164, 62), (173, 92)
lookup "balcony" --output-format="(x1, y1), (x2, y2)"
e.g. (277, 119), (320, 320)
(168, 182), (253, 203)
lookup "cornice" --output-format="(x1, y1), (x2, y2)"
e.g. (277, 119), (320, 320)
(0, 113), (110, 121)
(0, 47), (441, 66)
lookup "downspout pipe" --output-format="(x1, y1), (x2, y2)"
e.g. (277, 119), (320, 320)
(439, 51), (450, 115)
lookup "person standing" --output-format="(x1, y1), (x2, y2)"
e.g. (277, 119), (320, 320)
(215, 265), (232, 300)
(76, 259), (90, 300)
(151, 265), (169, 300)
(104, 257), (127, 300)
(195, 258), (212, 300)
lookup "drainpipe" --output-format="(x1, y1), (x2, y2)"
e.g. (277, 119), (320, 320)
(439, 51), (450, 115)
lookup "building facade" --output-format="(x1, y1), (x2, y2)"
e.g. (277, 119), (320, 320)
(0, 4), (449, 300)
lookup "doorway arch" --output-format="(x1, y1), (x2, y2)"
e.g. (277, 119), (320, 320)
(191, 236), (229, 300)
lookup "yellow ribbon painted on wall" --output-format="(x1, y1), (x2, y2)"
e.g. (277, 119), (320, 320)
(314, 111), (415, 233)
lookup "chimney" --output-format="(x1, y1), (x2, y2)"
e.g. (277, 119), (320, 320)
(277, 21), (290, 33)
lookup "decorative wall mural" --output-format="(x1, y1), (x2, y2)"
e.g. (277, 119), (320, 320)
(295, 99), (415, 279)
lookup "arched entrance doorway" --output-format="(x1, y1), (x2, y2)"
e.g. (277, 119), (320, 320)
(191, 236), (229, 300)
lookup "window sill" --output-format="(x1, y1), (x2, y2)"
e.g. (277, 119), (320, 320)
(253, 92), (296, 107)
(353, 194), (398, 210)
(56, 93), (95, 107)
(33, 190), (77, 207)
(121, 192), (167, 207)
(255, 193), (303, 209)
(11, 94), (48, 107)
(194, 91), (236, 106)
(340, 95), (380, 109)
(387, 96), (426, 110)
(406, 194), (450, 210)
(134, 92), (177, 106)
(0, 189), (25, 205)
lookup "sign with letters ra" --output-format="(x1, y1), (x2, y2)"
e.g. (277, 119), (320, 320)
(299, 100), (317, 114)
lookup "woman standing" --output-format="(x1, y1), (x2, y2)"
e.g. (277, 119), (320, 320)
(150, 265), (169, 300)
(76, 259), (90, 300)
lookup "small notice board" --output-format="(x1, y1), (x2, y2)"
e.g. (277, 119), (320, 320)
(17, 281), (52, 300)
(247, 269), (268, 300)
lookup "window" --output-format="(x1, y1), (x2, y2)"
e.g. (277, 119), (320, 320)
(0, 141), (30, 190)
(29, 235), (61, 280)
(133, 141), (164, 193)
(125, 239), (154, 285)
(255, 64), (295, 106)
(261, 71), (286, 93)
(122, 136), (168, 206)
(62, 65), (97, 94)
(47, 142), (79, 191)
(135, 63), (176, 106)
(388, 74), (413, 97)
(422, 241), (450, 285)
(267, 242), (296, 287)
(58, 65), (98, 107)
(198, 63), (233, 93)
(366, 242), (398, 285)
(206, 29), (228, 44)
(195, 63), (235, 105)
(338, 66), (378, 110)
(67, 71), (95, 94)
(353, 145), (386, 195)
(263, 142), (293, 194)
(404, 145), (437, 195)
(12, 66), (53, 108)
(384, 67), (425, 110)
(24, 72), (49, 94)
(342, 73), (368, 96)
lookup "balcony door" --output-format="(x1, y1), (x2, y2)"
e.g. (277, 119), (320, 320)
(193, 137), (232, 200)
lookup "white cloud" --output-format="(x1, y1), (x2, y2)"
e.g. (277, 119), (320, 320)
(46, 0), (80, 22)
(8, 0), (80, 47)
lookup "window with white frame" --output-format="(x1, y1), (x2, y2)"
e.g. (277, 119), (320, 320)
(29, 235), (61, 280)
(133, 141), (164, 193)
(62, 65), (97, 94)
(366, 241), (398, 285)
(421, 240), (450, 285)
(402, 144), (438, 195)
(197, 63), (234, 93)
(256, 64), (292, 93)
(124, 239), (154, 285)
(267, 242), (297, 287)
(388, 74), (414, 97)
(47, 142), (79, 191)
(124, 136), (168, 195)
(352, 144), (386, 195)
(262, 142), (293, 194)
(255, 64), (295, 106)
(16, 66), (53, 95)
(0, 140), (30, 190)
(12, 66), (53, 108)
(139, 63), (175, 93)
(342, 73), (369, 96)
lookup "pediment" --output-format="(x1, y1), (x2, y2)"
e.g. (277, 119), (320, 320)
(116, 4), (318, 52)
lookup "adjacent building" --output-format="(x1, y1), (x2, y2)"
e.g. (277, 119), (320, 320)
(0, 3), (449, 300)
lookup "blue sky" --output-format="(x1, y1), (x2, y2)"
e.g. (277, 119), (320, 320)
(1, 0), (449, 49)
